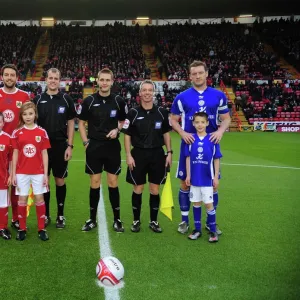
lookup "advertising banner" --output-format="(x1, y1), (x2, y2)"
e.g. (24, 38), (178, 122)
(276, 126), (300, 133)
(239, 125), (254, 132)
(253, 122), (277, 132)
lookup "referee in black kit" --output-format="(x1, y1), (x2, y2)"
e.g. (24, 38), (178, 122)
(33, 68), (76, 228)
(122, 80), (172, 233)
(78, 68), (127, 232)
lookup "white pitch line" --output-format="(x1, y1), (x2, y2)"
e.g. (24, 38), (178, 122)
(72, 159), (300, 170)
(221, 162), (300, 170)
(97, 188), (122, 300)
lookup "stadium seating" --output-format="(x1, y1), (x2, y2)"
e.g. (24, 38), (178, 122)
(0, 23), (42, 80)
(42, 24), (147, 81)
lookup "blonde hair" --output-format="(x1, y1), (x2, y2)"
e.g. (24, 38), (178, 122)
(18, 102), (38, 128)
(46, 68), (61, 79)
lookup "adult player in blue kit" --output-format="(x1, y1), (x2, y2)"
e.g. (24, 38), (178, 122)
(170, 60), (231, 235)
(185, 112), (222, 242)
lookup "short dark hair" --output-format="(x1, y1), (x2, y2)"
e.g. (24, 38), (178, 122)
(1, 64), (19, 76)
(189, 60), (208, 73)
(0, 111), (4, 121)
(98, 68), (114, 80)
(193, 111), (208, 121)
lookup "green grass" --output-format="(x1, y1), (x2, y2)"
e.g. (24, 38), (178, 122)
(1, 132), (300, 300)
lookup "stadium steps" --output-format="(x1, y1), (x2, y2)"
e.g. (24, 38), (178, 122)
(264, 43), (300, 78)
(26, 31), (51, 81)
(218, 85), (241, 131)
(142, 44), (167, 81)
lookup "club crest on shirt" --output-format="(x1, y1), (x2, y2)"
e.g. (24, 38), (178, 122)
(58, 106), (65, 114)
(110, 110), (117, 117)
(198, 100), (205, 106)
(0, 144), (5, 151)
(35, 136), (41, 143)
(16, 101), (22, 108)
(197, 147), (203, 153)
(155, 122), (162, 129)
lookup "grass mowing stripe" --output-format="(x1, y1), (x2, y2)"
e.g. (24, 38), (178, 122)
(97, 187), (122, 299)
(72, 159), (300, 170)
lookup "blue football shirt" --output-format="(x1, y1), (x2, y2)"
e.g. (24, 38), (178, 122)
(171, 87), (229, 134)
(184, 134), (222, 187)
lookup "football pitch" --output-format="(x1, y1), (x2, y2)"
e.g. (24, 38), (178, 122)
(1, 132), (299, 300)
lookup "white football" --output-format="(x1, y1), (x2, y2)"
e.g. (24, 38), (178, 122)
(96, 256), (124, 286)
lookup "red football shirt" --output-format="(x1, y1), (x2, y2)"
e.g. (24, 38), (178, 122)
(0, 131), (11, 189)
(0, 88), (30, 135)
(11, 125), (51, 175)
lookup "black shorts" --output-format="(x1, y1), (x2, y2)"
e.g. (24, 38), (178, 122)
(48, 140), (68, 178)
(126, 147), (167, 185)
(85, 139), (121, 175)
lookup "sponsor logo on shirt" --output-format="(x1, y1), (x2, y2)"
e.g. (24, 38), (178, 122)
(110, 110), (117, 117)
(35, 136), (41, 143)
(0, 144), (5, 151)
(93, 104), (100, 106)
(23, 144), (36, 158)
(58, 106), (65, 114)
(3, 109), (14, 122)
(40, 101), (47, 103)
(155, 122), (162, 129)
(16, 101), (22, 108)
(137, 117), (144, 120)
(122, 119), (130, 129)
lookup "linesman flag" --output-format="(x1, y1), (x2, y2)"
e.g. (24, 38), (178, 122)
(27, 185), (34, 217)
(160, 173), (174, 220)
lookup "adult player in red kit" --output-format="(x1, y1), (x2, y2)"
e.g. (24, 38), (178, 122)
(0, 112), (12, 240)
(0, 64), (30, 230)
(11, 102), (51, 241)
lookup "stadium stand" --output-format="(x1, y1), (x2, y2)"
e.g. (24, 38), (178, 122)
(0, 24), (42, 80)
(42, 24), (147, 82)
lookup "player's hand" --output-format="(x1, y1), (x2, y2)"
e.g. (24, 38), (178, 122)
(185, 177), (191, 187)
(213, 177), (219, 189)
(126, 155), (135, 171)
(64, 146), (72, 161)
(209, 130), (223, 143)
(106, 128), (118, 140)
(43, 175), (49, 187)
(165, 153), (172, 168)
(180, 131), (195, 144)
(12, 174), (17, 186)
(6, 175), (12, 186)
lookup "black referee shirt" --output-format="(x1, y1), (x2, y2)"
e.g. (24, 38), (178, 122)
(122, 105), (172, 149)
(78, 92), (127, 141)
(33, 92), (76, 141)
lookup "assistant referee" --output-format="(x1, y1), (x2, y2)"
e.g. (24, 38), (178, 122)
(33, 68), (76, 229)
(122, 80), (172, 233)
